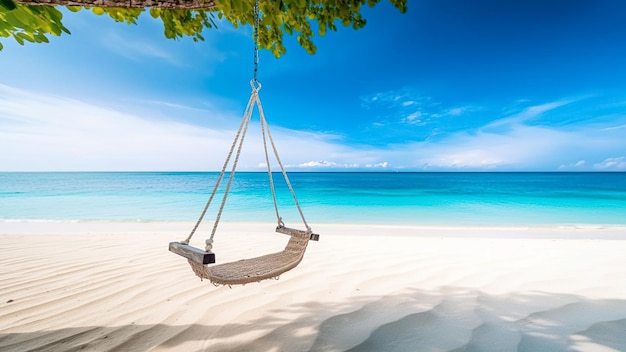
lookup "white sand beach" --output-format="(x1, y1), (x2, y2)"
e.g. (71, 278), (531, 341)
(2, 221), (626, 352)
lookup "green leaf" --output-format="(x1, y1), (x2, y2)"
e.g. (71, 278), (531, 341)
(16, 31), (34, 42)
(2, 0), (408, 58)
(284, 23), (293, 35)
(149, 8), (161, 19)
(47, 7), (64, 22)
(164, 27), (174, 38)
(5, 9), (32, 28)
(92, 7), (105, 16)
(0, 0), (16, 11)
(35, 33), (49, 43)
(14, 33), (23, 45)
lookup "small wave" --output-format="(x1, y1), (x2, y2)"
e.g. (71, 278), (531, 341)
(0, 219), (81, 224)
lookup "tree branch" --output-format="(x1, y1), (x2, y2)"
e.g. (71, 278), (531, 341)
(13, 0), (216, 9)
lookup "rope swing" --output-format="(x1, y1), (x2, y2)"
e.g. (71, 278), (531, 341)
(169, 0), (319, 286)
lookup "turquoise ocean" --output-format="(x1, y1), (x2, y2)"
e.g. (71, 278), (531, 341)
(1, 172), (625, 226)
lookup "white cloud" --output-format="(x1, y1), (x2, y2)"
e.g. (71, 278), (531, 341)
(101, 31), (181, 65)
(403, 111), (424, 125)
(289, 160), (388, 169)
(0, 85), (230, 171)
(446, 107), (467, 116)
(3, 86), (626, 172)
(406, 125), (572, 169)
(559, 160), (586, 170)
(91, 13), (231, 68)
(365, 162), (389, 168)
(375, 98), (626, 171)
(361, 89), (426, 110)
(594, 157), (626, 170)
(362, 89), (478, 127)
(484, 100), (572, 130)
(602, 124), (626, 131)
(300, 161), (335, 167)
(290, 160), (360, 169)
(0, 85), (382, 171)
(258, 98), (624, 171)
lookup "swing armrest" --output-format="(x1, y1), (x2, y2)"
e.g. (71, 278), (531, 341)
(169, 242), (216, 264)
(275, 226), (320, 241)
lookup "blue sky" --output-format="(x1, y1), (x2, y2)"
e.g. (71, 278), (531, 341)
(1, 0), (626, 171)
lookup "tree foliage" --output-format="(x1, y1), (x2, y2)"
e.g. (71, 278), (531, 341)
(1, 0), (407, 55)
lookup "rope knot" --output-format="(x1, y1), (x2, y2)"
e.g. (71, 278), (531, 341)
(250, 79), (262, 92)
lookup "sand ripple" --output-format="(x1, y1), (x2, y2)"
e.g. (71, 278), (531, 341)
(2, 223), (626, 351)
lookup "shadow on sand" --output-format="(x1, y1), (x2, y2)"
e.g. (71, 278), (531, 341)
(2, 288), (626, 352)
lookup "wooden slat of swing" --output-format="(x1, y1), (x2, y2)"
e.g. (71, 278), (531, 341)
(187, 230), (311, 285)
(169, 242), (216, 264)
(275, 225), (320, 241)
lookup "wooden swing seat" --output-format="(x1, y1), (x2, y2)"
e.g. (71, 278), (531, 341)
(184, 226), (317, 286)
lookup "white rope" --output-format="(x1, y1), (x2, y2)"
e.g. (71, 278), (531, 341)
(207, 90), (255, 247)
(183, 92), (255, 245)
(259, 94), (283, 227)
(255, 94), (312, 233)
(183, 0), (312, 250)
(184, 82), (312, 254)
